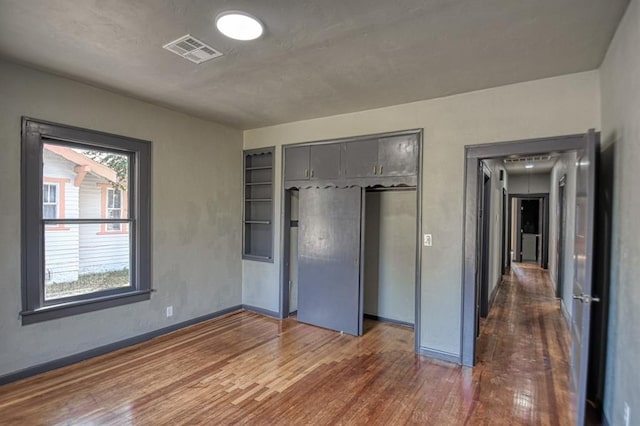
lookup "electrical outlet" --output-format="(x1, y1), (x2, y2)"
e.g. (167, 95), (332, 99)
(424, 233), (433, 247)
(624, 402), (630, 426)
(166, 306), (173, 318)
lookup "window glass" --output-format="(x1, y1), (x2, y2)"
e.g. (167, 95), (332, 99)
(44, 225), (131, 301)
(42, 143), (129, 220)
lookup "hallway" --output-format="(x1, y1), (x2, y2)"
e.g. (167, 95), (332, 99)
(476, 262), (575, 424)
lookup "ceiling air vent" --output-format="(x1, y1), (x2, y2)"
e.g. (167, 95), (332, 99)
(504, 155), (553, 164)
(163, 34), (223, 64)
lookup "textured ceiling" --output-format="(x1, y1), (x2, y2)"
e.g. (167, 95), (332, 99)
(0, 0), (629, 129)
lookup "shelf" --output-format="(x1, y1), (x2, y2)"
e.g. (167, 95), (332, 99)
(244, 147), (274, 262)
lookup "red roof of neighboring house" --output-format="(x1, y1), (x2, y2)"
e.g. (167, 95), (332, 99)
(44, 145), (118, 183)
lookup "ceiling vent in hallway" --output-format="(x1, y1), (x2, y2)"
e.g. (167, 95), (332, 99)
(163, 34), (223, 64)
(503, 155), (553, 164)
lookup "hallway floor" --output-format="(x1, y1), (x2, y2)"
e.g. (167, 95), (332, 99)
(476, 262), (575, 425)
(0, 263), (574, 425)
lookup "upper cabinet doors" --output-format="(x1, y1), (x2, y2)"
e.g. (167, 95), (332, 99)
(285, 144), (342, 181)
(284, 146), (310, 181)
(310, 144), (341, 180)
(342, 140), (379, 178)
(377, 135), (418, 177)
(342, 135), (418, 178)
(284, 132), (419, 184)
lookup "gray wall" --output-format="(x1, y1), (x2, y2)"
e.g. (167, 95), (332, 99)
(0, 59), (243, 377)
(363, 191), (416, 324)
(243, 71), (600, 359)
(600, 0), (640, 422)
(548, 152), (578, 319)
(508, 172), (551, 194)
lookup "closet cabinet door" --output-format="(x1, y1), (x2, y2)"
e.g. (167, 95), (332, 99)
(342, 139), (379, 178)
(284, 146), (310, 181)
(298, 187), (362, 336)
(309, 143), (341, 180)
(377, 135), (418, 177)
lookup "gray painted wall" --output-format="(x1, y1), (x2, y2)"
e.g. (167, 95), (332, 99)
(600, 0), (640, 422)
(548, 152), (578, 319)
(363, 191), (416, 324)
(0, 59), (243, 377)
(243, 71), (600, 358)
(508, 172), (551, 194)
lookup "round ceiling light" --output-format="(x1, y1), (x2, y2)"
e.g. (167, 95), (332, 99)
(216, 11), (264, 41)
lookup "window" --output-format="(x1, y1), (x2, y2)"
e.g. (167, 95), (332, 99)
(107, 188), (122, 230)
(21, 117), (152, 324)
(43, 183), (58, 219)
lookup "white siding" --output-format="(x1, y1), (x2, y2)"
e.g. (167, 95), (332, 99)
(78, 174), (129, 275)
(43, 149), (80, 283)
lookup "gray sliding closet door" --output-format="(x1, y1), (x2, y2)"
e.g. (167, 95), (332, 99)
(298, 187), (362, 336)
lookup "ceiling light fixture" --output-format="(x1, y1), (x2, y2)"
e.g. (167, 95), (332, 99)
(216, 11), (264, 41)
(525, 164), (535, 169)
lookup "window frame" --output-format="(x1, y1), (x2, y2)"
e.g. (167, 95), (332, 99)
(21, 117), (152, 325)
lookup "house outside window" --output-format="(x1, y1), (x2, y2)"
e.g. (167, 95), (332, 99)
(21, 117), (151, 324)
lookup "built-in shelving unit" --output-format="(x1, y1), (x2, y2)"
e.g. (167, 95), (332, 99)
(243, 147), (274, 262)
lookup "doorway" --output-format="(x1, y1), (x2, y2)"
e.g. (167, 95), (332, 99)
(363, 189), (416, 328)
(510, 194), (549, 267)
(286, 187), (418, 333)
(462, 131), (601, 426)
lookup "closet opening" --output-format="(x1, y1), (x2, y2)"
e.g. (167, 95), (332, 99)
(362, 188), (416, 331)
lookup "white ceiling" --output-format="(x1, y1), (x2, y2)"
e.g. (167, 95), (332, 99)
(0, 0), (629, 129)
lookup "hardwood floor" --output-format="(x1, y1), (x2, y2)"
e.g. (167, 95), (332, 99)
(0, 263), (573, 425)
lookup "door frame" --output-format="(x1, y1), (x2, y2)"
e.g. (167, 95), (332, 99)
(461, 132), (588, 367)
(508, 193), (549, 266)
(279, 128), (423, 353)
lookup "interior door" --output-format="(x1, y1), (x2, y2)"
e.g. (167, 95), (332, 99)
(571, 130), (599, 426)
(480, 173), (491, 318)
(515, 198), (523, 262)
(298, 187), (362, 335)
(556, 178), (566, 298)
(538, 198), (544, 266)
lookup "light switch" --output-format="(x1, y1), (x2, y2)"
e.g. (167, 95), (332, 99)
(424, 233), (432, 247)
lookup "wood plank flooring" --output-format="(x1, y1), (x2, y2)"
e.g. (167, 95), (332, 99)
(0, 263), (573, 425)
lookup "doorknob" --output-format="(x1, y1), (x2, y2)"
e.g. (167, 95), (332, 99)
(572, 294), (601, 303)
